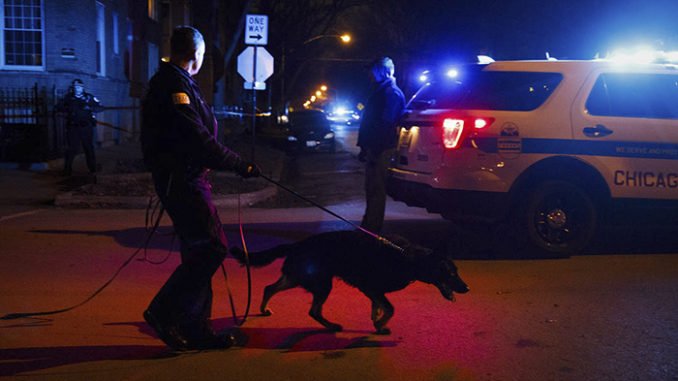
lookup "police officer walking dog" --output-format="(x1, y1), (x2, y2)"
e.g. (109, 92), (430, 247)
(57, 79), (103, 179)
(141, 26), (260, 351)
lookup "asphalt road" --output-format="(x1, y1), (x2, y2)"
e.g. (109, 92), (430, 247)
(254, 122), (364, 209)
(1, 124), (677, 380)
(1, 207), (677, 381)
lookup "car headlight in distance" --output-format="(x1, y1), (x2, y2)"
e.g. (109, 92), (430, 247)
(324, 132), (335, 139)
(288, 136), (298, 142)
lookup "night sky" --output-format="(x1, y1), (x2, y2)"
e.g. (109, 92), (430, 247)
(290, 0), (678, 108)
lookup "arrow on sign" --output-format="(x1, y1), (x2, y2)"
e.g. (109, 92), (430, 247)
(248, 34), (263, 41)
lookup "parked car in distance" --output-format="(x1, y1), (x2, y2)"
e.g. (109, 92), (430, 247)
(282, 110), (336, 153)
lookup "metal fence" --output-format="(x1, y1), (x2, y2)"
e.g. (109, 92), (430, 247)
(0, 84), (65, 162)
(0, 84), (261, 163)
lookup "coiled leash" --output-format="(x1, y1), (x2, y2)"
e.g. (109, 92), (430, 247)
(0, 197), (166, 321)
(221, 192), (253, 327)
(259, 173), (405, 253)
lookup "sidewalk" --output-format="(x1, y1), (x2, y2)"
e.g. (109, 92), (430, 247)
(0, 137), (285, 211)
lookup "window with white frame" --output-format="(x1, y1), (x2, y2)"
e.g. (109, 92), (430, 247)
(0, 0), (44, 69)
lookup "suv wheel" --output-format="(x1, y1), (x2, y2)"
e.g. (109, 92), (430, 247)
(518, 180), (597, 257)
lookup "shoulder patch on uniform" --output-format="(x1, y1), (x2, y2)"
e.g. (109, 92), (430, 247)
(172, 92), (190, 105)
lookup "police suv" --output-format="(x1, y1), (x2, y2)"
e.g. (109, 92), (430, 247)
(387, 54), (678, 256)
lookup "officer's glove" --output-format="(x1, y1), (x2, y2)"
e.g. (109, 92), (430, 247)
(235, 161), (261, 179)
(358, 149), (367, 163)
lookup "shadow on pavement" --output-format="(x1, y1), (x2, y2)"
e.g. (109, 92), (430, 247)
(2, 315), (395, 377)
(28, 218), (677, 263)
(215, 319), (397, 353)
(0, 344), (173, 377)
(107, 315), (397, 354)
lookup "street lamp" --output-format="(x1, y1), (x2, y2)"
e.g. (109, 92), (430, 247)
(302, 33), (352, 45)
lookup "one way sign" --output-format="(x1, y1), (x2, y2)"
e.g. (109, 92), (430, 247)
(245, 14), (268, 45)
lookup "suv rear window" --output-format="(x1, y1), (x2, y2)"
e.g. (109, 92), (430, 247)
(585, 73), (678, 119)
(409, 69), (563, 111)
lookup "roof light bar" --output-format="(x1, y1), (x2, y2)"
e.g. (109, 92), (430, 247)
(604, 48), (678, 64)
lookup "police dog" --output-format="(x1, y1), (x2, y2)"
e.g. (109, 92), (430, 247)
(231, 230), (469, 334)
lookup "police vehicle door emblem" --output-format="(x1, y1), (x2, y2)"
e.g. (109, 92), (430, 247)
(497, 122), (521, 159)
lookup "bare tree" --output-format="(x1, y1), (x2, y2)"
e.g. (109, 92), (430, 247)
(255, 0), (362, 107)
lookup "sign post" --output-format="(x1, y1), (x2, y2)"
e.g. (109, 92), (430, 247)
(241, 14), (270, 161)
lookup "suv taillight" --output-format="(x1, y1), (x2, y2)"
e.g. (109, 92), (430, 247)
(442, 116), (494, 149)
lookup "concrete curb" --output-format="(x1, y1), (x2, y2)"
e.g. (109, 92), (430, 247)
(54, 183), (278, 209)
(51, 149), (286, 209)
(5, 140), (287, 209)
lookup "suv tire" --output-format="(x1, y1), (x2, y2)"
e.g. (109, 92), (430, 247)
(517, 180), (597, 257)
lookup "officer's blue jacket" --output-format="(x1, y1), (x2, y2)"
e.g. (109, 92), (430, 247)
(141, 62), (242, 177)
(357, 78), (405, 153)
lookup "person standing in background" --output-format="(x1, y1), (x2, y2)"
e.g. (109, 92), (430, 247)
(357, 57), (406, 233)
(57, 79), (103, 181)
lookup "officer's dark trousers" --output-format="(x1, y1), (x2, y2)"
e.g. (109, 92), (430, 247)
(64, 124), (96, 174)
(361, 148), (395, 234)
(148, 170), (228, 326)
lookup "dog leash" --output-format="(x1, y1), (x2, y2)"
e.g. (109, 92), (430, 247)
(221, 192), (253, 327)
(259, 174), (405, 253)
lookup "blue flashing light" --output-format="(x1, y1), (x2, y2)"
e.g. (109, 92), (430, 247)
(446, 68), (459, 78)
(419, 70), (430, 83)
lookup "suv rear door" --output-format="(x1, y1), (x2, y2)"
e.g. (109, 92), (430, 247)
(571, 68), (678, 200)
(395, 66), (565, 181)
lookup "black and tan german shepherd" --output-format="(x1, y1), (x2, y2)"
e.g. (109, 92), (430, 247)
(231, 230), (469, 334)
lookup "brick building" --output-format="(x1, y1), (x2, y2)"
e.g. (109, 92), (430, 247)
(0, 0), (235, 164)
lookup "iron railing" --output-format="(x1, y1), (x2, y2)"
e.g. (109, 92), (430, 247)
(0, 84), (57, 162)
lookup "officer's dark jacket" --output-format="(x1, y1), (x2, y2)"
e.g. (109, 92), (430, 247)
(357, 77), (405, 153)
(57, 92), (103, 127)
(141, 62), (242, 176)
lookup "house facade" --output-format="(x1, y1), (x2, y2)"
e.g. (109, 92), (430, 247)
(0, 0), (234, 163)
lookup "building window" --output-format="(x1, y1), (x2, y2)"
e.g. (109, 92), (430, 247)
(0, 0), (44, 70)
(148, 0), (158, 21)
(112, 11), (119, 55)
(96, 1), (105, 76)
(148, 42), (158, 79)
